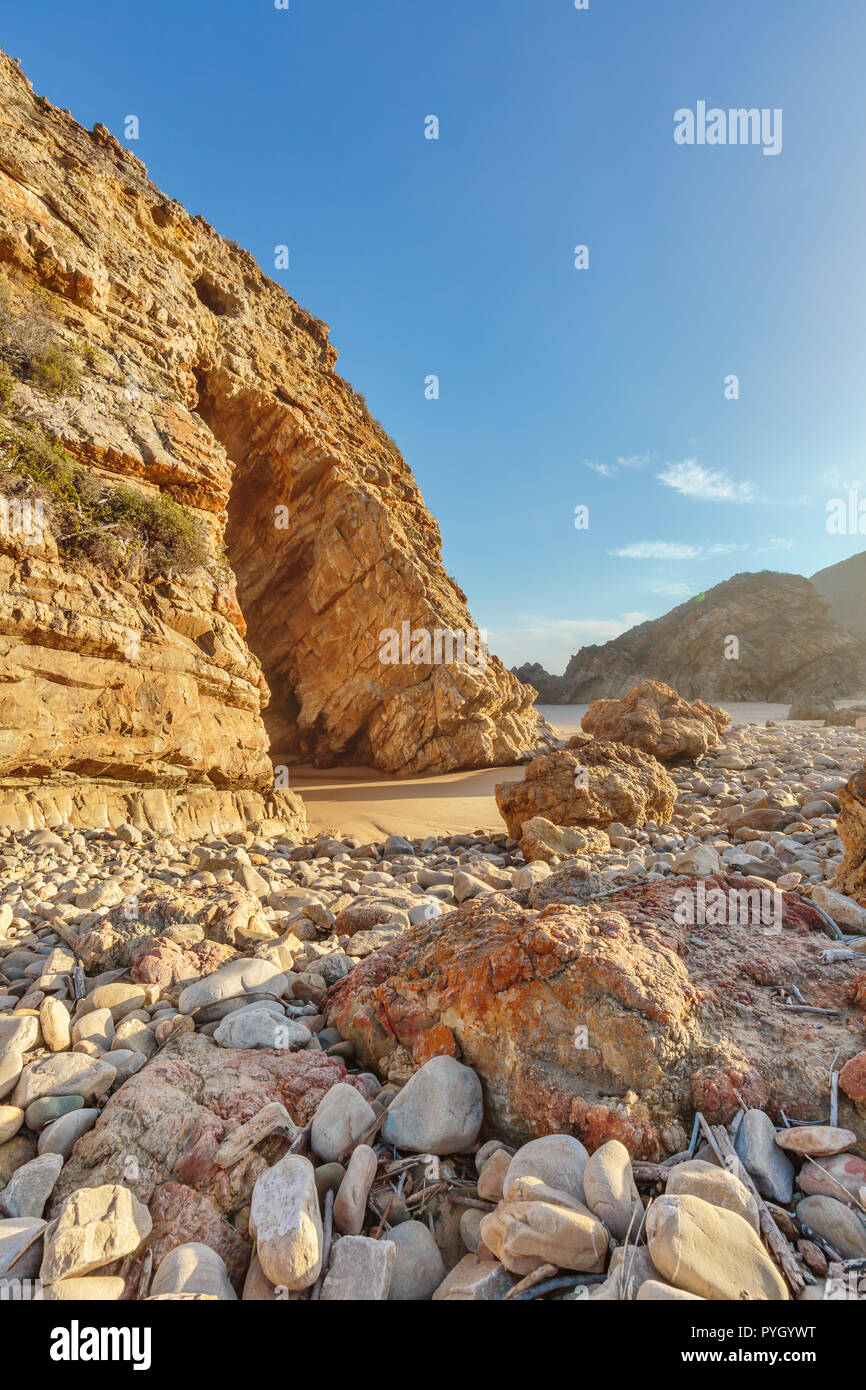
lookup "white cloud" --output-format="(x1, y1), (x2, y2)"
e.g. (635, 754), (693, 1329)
(584, 452), (653, 479)
(657, 459), (758, 504)
(610, 541), (701, 560)
(650, 580), (693, 598)
(489, 615), (635, 673)
(584, 460), (615, 477)
(616, 452), (652, 469)
(757, 537), (794, 552)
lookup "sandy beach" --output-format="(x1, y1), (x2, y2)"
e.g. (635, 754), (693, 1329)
(292, 702), (800, 841)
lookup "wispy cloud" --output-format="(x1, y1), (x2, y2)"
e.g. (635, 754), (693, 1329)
(820, 466), (866, 493)
(610, 541), (701, 560)
(584, 451), (653, 479)
(657, 459), (758, 504)
(489, 615), (637, 673)
(649, 580), (693, 598)
(756, 537), (794, 552)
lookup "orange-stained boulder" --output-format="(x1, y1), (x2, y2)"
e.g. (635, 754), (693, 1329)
(495, 742), (677, 838)
(831, 767), (866, 906)
(325, 877), (866, 1159)
(581, 680), (730, 761)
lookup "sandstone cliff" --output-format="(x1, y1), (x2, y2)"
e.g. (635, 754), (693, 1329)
(0, 51), (552, 821)
(516, 572), (866, 704)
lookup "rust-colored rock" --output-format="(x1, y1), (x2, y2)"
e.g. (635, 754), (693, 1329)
(831, 767), (866, 906)
(495, 743), (677, 838)
(581, 681), (730, 761)
(325, 877), (866, 1158)
(0, 50), (554, 796)
(839, 1051), (866, 1119)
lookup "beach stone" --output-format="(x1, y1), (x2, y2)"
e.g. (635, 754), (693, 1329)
(11, 1053), (116, 1109)
(453, 872), (491, 904)
(313, 1163), (345, 1205)
(37, 1108), (99, 1159)
(637, 1279), (705, 1301)
(0, 1152), (63, 1218)
(333, 1143), (377, 1236)
(459, 1208), (484, 1253)
(674, 845), (722, 876)
(250, 1154), (322, 1290)
(177, 959), (288, 1014)
(99, 1049), (145, 1085)
(0, 1014), (40, 1053)
(647, 1194), (788, 1300)
(87, 983), (147, 1022)
(517, 817), (609, 865)
(798, 1152), (866, 1204)
(735, 1108), (794, 1203)
(321, 1234), (395, 1300)
(581, 682), (729, 761)
(796, 1195), (866, 1258)
(432, 1251), (515, 1301)
(241, 1251), (281, 1301)
(213, 1010), (310, 1051)
(311, 1083), (376, 1162)
(666, 1159), (760, 1233)
(811, 884), (866, 932)
(504, 1135), (589, 1205)
(150, 1242), (237, 1300)
(43, 1276), (126, 1300)
(72, 1006), (115, 1051)
(0, 1049), (23, 1102)
(481, 1195), (607, 1275)
(0, 1135), (37, 1186)
(387, 1220), (446, 1300)
(39, 998), (70, 1052)
(496, 741), (678, 836)
(41, 1183), (152, 1281)
(477, 1147), (512, 1203)
(381, 1056), (482, 1155)
(582, 1139), (643, 1240)
(0, 1106), (23, 1143)
(775, 1125), (856, 1158)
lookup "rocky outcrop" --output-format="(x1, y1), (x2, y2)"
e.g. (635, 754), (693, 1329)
(0, 780), (305, 838)
(495, 743), (677, 838)
(831, 766), (866, 906)
(518, 573), (866, 703)
(510, 663), (567, 703)
(581, 681), (729, 760)
(325, 877), (866, 1157)
(811, 551), (866, 638)
(0, 50), (553, 803)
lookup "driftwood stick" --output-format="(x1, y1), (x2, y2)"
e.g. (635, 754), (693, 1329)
(136, 1248), (153, 1300)
(710, 1123), (806, 1296)
(501, 1263), (558, 1301)
(339, 1108), (388, 1164)
(311, 1189), (334, 1301)
(288, 1120), (313, 1155)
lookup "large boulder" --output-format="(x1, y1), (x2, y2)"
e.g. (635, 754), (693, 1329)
(495, 742), (677, 838)
(325, 876), (866, 1158)
(581, 681), (729, 761)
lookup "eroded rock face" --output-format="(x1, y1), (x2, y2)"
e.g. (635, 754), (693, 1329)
(0, 51), (554, 789)
(495, 743), (677, 838)
(324, 878), (866, 1158)
(830, 767), (866, 906)
(581, 681), (729, 761)
(521, 572), (866, 703)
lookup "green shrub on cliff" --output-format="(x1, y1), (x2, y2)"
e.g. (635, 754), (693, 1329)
(0, 276), (80, 397)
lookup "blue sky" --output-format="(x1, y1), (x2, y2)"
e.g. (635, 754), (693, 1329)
(3, 0), (865, 671)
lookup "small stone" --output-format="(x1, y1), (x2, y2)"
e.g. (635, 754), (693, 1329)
(333, 1144), (377, 1236)
(481, 1196), (607, 1275)
(459, 1207), (484, 1253)
(311, 1083), (375, 1163)
(150, 1242), (237, 1300)
(734, 1109), (794, 1203)
(37, 1108), (99, 1159)
(666, 1159), (760, 1233)
(0, 1014), (40, 1053)
(0, 1106), (23, 1143)
(796, 1195), (866, 1259)
(503, 1134), (589, 1205)
(432, 1252), (515, 1301)
(637, 1279), (705, 1301)
(11, 1053), (116, 1109)
(43, 1276), (126, 1300)
(320, 1234), (395, 1300)
(775, 1125), (856, 1158)
(214, 1009), (310, 1051)
(798, 1152), (866, 1204)
(387, 1220), (446, 1300)
(250, 1154), (322, 1290)
(72, 1006), (115, 1052)
(0, 1048), (23, 1102)
(87, 983), (147, 1022)
(313, 1163), (345, 1205)
(0, 1151), (63, 1218)
(477, 1148), (511, 1203)
(381, 1056), (482, 1155)
(39, 998), (71, 1052)
(41, 1184), (152, 1281)
(0, 1216), (45, 1276)
(177, 958), (288, 1014)
(582, 1140), (643, 1240)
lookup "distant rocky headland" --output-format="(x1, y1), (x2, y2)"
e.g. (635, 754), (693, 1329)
(514, 565), (866, 705)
